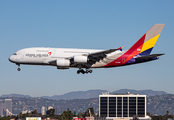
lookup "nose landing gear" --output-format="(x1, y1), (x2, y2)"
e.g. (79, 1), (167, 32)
(17, 64), (21, 71)
(77, 69), (93, 74)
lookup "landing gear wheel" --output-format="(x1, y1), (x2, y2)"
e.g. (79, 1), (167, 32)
(77, 69), (92, 74)
(89, 70), (92, 73)
(77, 69), (85, 74)
(81, 69), (85, 74)
(17, 64), (21, 71)
(17, 68), (21, 71)
(86, 70), (89, 74)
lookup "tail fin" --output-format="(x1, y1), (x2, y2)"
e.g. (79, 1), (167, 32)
(123, 24), (165, 64)
(139, 24), (165, 56)
(104, 24), (165, 67)
(129, 24), (165, 56)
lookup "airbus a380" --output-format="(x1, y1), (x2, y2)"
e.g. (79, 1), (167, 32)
(9, 24), (165, 74)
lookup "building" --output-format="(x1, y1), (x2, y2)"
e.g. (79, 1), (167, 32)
(41, 106), (46, 115)
(0, 99), (3, 116)
(5, 99), (12, 115)
(22, 110), (31, 114)
(99, 92), (151, 120)
(5, 109), (13, 116)
(48, 106), (53, 110)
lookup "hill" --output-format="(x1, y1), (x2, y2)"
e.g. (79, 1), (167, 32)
(43, 89), (167, 100)
(1, 94), (174, 115)
(112, 89), (167, 96)
(42, 89), (108, 100)
(0, 94), (31, 98)
(147, 94), (174, 115)
(0, 89), (167, 100)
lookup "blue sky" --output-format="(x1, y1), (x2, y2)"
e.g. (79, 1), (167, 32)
(0, 1), (174, 97)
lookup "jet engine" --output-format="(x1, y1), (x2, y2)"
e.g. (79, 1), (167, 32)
(73, 56), (88, 63)
(56, 58), (70, 67)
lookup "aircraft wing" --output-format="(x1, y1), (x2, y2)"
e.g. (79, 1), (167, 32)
(88, 48), (120, 56)
(86, 47), (123, 64)
(49, 47), (123, 68)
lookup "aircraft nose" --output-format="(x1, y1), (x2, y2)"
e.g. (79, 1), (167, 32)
(9, 55), (15, 63)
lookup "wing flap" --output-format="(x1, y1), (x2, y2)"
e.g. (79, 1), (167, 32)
(87, 48), (122, 64)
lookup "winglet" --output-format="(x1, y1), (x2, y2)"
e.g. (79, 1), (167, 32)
(118, 46), (123, 51)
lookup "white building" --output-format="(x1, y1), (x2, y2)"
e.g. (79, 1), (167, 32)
(99, 92), (151, 120)
(5, 109), (13, 116)
(41, 106), (46, 115)
(48, 106), (53, 110)
(22, 110), (31, 114)
(5, 99), (12, 116)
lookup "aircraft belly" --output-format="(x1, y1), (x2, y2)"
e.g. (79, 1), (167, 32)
(91, 62), (105, 68)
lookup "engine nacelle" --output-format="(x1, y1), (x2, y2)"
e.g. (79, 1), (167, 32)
(74, 56), (88, 63)
(56, 58), (70, 67)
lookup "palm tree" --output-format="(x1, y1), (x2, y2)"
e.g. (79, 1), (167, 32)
(19, 112), (23, 119)
(167, 110), (169, 119)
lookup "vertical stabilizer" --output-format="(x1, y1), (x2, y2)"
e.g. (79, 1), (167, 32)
(123, 24), (165, 64)
(104, 24), (165, 67)
(139, 24), (165, 56)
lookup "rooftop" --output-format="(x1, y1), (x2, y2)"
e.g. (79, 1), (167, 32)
(101, 92), (144, 96)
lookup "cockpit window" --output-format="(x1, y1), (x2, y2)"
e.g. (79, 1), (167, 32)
(13, 53), (17, 55)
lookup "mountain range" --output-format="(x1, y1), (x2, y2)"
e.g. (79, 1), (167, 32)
(2, 94), (174, 115)
(0, 93), (31, 98)
(0, 89), (168, 100)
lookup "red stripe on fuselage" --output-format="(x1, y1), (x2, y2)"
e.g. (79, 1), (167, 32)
(104, 34), (146, 67)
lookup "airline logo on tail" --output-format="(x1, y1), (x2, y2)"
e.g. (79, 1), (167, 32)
(104, 24), (165, 67)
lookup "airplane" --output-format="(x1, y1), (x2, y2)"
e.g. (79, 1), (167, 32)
(9, 24), (165, 74)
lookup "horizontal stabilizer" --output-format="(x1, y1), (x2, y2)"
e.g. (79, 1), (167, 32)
(136, 53), (165, 60)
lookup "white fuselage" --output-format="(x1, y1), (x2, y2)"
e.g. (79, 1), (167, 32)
(9, 47), (123, 69)
(8, 24), (165, 73)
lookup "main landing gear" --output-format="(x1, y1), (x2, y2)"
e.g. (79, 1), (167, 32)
(77, 69), (93, 74)
(17, 64), (21, 71)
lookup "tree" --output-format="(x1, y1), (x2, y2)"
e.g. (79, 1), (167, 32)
(73, 111), (76, 117)
(167, 110), (170, 119)
(83, 111), (89, 118)
(31, 109), (38, 115)
(61, 108), (73, 120)
(88, 107), (95, 115)
(158, 115), (163, 120)
(77, 112), (83, 118)
(83, 107), (95, 117)
(15, 115), (18, 120)
(147, 112), (153, 118)
(0, 116), (11, 120)
(22, 113), (31, 118)
(46, 108), (55, 116)
(19, 112), (23, 118)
